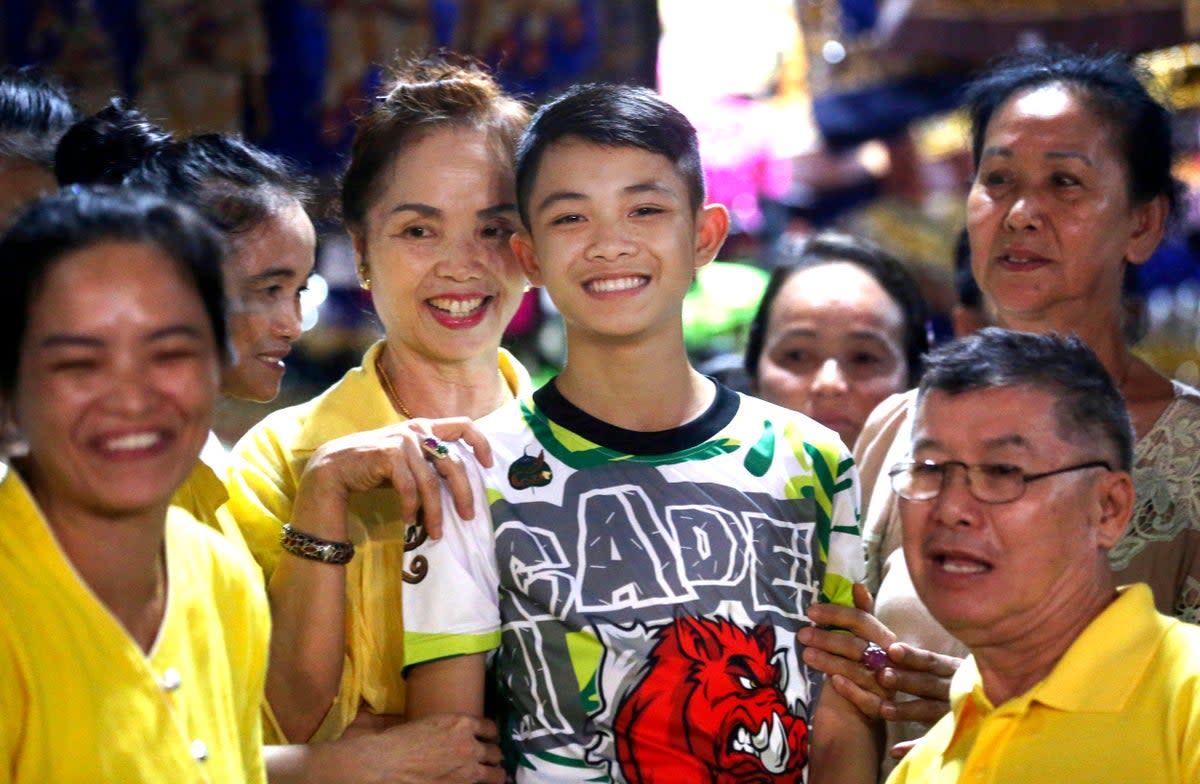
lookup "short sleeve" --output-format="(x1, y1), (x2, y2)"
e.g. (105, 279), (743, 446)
(402, 450), (502, 668)
(822, 445), (865, 608)
(225, 415), (304, 580)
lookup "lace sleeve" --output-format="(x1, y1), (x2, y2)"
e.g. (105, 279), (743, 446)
(1109, 382), (1200, 623)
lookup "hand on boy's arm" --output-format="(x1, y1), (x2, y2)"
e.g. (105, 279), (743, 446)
(296, 417), (492, 541)
(799, 584), (896, 708)
(799, 584), (958, 726)
(262, 715), (505, 784)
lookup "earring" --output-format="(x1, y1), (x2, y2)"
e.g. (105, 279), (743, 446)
(357, 264), (371, 290)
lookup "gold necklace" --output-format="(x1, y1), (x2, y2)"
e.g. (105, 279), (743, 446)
(375, 350), (415, 419)
(375, 346), (514, 420)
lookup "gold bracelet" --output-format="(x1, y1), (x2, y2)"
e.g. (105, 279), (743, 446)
(279, 523), (355, 565)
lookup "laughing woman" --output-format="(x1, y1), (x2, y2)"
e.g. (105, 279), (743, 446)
(224, 54), (527, 781)
(0, 187), (268, 783)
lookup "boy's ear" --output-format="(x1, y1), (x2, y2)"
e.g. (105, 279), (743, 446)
(510, 231), (544, 287)
(693, 203), (730, 270)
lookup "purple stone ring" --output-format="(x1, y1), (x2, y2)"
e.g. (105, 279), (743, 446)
(862, 642), (889, 672)
(421, 436), (451, 461)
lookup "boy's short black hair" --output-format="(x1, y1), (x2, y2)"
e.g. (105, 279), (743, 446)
(515, 83), (705, 228)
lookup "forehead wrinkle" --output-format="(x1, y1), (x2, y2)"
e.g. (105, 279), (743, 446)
(479, 202), (518, 218)
(247, 268), (300, 284)
(387, 202), (440, 218)
(1044, 150), (1094, 167)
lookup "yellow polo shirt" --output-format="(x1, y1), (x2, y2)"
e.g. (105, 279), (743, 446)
(0, 470), (269, 783)
(225, 340), (529, 743)
(888, 584), (1200, 784)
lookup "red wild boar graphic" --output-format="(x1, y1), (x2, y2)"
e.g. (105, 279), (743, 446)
(613, 615), (808, 783)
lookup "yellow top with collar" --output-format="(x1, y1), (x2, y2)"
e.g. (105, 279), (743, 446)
(887, 583), (1200, 784)
(225, 341), (530, 742)
(0, 469), (269, 783)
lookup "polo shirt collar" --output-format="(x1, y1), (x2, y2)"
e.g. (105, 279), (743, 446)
(949, 584), (1165, 720)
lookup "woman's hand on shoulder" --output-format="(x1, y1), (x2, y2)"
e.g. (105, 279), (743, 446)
(293, 418), (493, 540)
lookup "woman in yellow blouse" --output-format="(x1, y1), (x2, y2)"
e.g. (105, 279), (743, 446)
(226, 54), (528, 781)
(0, 187), (268, 783)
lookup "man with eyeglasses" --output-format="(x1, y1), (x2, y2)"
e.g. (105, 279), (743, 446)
(885, 328), (1200, 784)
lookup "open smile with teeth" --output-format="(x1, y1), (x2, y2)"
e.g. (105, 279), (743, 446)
(1000, 252), (1046, 264)
(728, 712), (790, 774)
(586, 275), (647, 293)
(936, 555), (991, 574)
(103, 432), (163, 452)
(427, 296), (489, 316)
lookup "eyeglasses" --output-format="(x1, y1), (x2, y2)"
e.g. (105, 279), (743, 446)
(888, 459), (1112, 504)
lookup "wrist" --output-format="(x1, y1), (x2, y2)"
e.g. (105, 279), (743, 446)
(280, 524), (355, 565)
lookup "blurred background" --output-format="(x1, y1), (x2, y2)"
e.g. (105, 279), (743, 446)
(5, 0), (1200, 441)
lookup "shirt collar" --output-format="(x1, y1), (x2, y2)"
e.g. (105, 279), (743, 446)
(950, 583), (1167, 719)
(292, 341), (532, 452)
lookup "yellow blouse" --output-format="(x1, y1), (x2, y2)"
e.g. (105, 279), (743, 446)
(225, 341), (530, 742)
(0, 470), (269, 783)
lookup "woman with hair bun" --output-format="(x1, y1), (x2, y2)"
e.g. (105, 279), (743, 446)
(55, 100), (317, 561)
(224, 53), (529, 783)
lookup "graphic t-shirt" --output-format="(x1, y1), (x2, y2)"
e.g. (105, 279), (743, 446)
(403, 381), (864, 783)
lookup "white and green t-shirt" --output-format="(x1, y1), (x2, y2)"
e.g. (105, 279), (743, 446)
(403, 381), (864, 783)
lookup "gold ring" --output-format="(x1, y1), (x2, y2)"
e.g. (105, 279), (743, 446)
(421, 436), (451, 461)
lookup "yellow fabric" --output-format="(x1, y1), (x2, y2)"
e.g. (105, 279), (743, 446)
(0, 470), (269, 784)
(225, 340), (530, 743)
(887, 584), (1200, 784)
(172, 431), (250, 554)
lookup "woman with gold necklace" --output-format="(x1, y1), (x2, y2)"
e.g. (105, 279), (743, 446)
(226, 54), (526, 783)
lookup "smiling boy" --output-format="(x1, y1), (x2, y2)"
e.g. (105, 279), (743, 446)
(401, 84), (871, 783)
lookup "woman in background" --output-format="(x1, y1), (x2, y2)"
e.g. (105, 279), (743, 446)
(55, 102), (316, 542)
(745, 230), (928, 450)
(0, 186), (267, 783)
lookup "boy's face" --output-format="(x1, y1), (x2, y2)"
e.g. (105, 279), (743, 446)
(513, 138), (727, 345)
